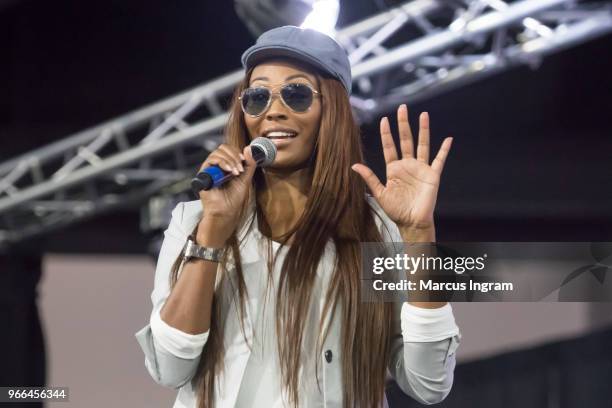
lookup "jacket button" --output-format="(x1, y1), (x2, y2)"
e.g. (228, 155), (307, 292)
(325, 350), (332, 363)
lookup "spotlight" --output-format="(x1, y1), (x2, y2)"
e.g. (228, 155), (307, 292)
(300, 0), (339, 37)
(235, 0), (339, 37)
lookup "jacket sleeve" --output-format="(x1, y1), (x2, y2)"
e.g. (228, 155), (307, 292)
(368, 196), (461, 404)
(388, 302), (461, 405)
(134, 201), (209, 389)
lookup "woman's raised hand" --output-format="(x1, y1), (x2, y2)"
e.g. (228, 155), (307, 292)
(195, 143), (257, 246)
(351, 105), (452, 233)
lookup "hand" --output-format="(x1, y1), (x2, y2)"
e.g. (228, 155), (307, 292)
(351, 105), (452, 232)
(196, 143), (257, 245)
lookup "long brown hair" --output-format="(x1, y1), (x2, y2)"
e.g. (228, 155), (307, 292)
(169, 63), (393, 408)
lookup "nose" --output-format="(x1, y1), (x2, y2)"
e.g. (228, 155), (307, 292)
(265, 94), (288, 121)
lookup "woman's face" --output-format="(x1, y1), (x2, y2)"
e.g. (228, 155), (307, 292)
(244, 60), (322, 170)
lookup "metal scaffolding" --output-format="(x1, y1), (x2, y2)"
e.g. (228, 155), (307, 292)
(1, 0), (611, 247)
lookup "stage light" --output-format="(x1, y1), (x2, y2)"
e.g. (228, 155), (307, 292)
(235, 0), (313, 37)
(235, 0), (339, 38)
(300, 0), (340, 36)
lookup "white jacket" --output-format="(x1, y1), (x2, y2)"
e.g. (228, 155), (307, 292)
(135, 198), (461, 407)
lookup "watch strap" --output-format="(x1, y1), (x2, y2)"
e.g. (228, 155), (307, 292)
(184, 238), (224, 263)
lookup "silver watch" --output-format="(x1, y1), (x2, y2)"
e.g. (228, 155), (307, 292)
(183, 238), (224, 263)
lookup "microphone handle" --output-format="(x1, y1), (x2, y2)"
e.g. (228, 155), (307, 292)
(191, 143), (270, 195)
(191, 165), (236, 194)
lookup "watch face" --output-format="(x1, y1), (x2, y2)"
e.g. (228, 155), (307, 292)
(184, 240), (196, 258)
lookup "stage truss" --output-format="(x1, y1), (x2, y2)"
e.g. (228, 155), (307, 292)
(0, 0), (611, 247)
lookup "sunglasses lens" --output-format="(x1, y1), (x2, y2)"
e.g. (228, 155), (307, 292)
(242, 88), (270, 116)
(281, 83), (314, 112)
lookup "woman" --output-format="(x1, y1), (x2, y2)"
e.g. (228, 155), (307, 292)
(135, 26), (461, 408)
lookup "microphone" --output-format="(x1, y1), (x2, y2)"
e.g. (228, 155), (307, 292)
(191, 137), (276, 194)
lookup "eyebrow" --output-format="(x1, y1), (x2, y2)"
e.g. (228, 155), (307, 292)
(250, 73), (312, 83)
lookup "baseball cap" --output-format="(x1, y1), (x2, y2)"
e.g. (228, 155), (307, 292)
(241, 25), (352, 94)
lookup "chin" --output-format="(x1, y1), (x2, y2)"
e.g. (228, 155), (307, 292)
(266, 156), (312, 172)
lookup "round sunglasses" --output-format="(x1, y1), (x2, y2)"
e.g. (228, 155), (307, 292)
(239, 83), (321, 117)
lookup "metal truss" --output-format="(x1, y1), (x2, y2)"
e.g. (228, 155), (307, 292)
(1, 0), (611, 247)
(343, 0), (612, 121)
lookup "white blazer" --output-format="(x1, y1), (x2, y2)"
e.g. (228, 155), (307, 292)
(135, 198), (461, 407)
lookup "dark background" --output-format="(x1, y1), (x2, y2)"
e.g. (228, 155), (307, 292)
(1, 0), (611, 254)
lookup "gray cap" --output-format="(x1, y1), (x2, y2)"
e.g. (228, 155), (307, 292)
(241, 26), (352, 94)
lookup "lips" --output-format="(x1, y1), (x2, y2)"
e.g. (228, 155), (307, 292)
(262, 129), (298, 140)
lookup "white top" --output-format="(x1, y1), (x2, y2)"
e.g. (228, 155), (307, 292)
(137, 198), (462, 408)
(151, 299), (459, 408)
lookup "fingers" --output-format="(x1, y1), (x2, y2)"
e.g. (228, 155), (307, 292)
(351, 163), (385, 198)
(397, 104), (414, 159)
(383, 106), (430, 163)
(203, 153), (239, 175)
(380, 117), (398, 164)
(217, 144), (244, 173)
(200, 144), (245, 176)
(242, 145), (256, 166)
(416, 112), (430, 163)
(431, 137), (453, 175)
(238, 145), (257, 180)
